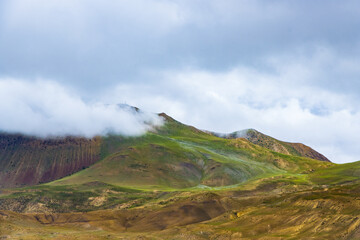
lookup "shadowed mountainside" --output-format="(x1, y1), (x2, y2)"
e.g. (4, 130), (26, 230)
(0, 134), (102, 188)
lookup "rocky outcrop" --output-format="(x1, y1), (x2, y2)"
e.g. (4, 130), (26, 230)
(214, 129), (330, 162)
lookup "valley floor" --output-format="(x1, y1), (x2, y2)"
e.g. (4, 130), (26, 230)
(2, 180), (360, 240)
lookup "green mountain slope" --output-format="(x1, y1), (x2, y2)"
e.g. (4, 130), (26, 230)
(0, 113), (333, 190)
(49, 114), (332, 190)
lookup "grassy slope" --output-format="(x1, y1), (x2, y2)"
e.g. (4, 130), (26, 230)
(310, 161), (360, 185)
(47, 115), (332, 190)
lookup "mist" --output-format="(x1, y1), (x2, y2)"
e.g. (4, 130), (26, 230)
(0, 78), (164, 138)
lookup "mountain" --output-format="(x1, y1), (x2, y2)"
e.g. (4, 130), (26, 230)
(0, 113), (330, 189)
(2, 112), (360, 239)
(212, 128), (330, 162)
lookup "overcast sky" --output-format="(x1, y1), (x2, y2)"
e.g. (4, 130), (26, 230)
(1, 0), (360, 163)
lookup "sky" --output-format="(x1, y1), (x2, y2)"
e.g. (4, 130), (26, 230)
(0, 0), (360, 163)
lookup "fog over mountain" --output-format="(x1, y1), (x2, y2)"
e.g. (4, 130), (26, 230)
(0, 79), (163, 137)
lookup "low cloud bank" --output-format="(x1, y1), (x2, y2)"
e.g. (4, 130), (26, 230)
(0, 79), (163, 138)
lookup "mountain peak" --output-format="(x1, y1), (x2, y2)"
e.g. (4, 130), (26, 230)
(116, 103), (140, 112)
(158, 112), (175, 121)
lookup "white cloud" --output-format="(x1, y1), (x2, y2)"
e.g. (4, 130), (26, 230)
(0, 78), (163, 138)
(2, 0), (185, 36)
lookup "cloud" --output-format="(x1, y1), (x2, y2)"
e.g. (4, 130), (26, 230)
(0, 78), (163, 138)
(0, 0), (186, 88)
(1, 0), (360, 91)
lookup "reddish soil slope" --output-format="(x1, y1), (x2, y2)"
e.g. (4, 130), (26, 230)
(0, 134), (101, 188)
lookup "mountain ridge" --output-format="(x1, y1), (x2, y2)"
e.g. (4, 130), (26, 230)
(0, 112), (330, 189)
(211, 128), (330, 162)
